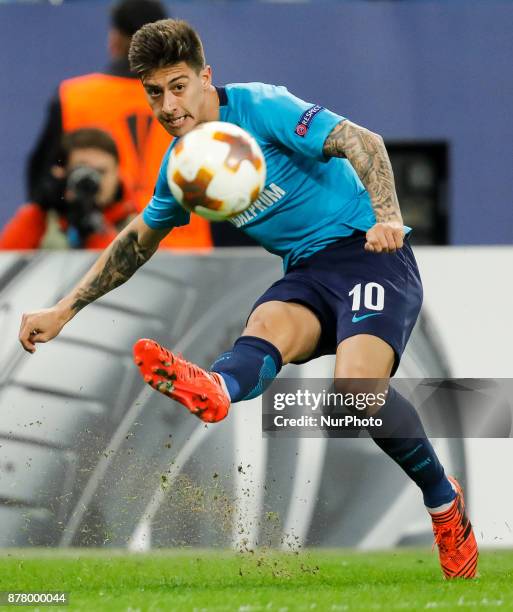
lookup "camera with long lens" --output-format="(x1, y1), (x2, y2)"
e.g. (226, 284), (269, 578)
(65, 166), (105, 244)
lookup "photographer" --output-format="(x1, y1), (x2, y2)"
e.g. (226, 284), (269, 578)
(0, 128), (136, 250)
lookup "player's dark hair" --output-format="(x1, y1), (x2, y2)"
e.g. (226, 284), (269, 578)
(60, 128), (120, 166)
(129, 19), (206, 76)
(110, 0), (168, 38)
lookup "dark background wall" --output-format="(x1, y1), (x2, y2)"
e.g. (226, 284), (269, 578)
(0, 1), (511, 243)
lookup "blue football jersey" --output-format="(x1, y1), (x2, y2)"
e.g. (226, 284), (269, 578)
(144, 82), (393, 269)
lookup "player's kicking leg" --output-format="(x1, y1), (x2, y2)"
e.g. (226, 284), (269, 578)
(133, 300), (321, 423)
(335, 334), (478, 579)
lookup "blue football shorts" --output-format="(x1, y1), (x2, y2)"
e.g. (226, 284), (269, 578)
(250, 232), (423, 375)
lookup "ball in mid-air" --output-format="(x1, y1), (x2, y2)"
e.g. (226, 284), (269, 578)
(167, 121), (266, 221)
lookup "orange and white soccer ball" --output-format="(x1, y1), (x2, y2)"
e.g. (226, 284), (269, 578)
(167, 121), (266, 221)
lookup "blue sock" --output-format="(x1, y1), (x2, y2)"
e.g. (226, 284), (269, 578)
(367, 387), (456, 508)
(210, 336), (282, 403)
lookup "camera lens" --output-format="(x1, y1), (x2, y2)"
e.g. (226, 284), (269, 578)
(66, 166), (102, 197)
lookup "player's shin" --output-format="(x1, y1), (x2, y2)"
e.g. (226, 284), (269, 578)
(366, 386), (455, 510)
(210, 336), (282, 403)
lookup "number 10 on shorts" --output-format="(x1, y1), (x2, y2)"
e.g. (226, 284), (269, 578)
(349, 282), (385, 311)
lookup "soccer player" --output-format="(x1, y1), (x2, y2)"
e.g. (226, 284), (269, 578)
(19, 19), (478, 579)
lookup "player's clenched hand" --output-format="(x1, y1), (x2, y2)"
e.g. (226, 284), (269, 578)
(19, 307), (68, 354)
(365, 221), (404, 253)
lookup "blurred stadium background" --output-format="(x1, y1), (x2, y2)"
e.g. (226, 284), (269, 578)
(0, 0), (512, 560)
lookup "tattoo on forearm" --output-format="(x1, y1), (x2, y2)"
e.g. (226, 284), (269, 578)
(71, 231), (155, 313)
(323, 121), (402, 224)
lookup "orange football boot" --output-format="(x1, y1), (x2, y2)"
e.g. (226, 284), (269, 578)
(431, 476), (479, 579)
(133, 338), (230, 423)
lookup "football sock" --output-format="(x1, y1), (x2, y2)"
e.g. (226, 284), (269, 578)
(210, 336), (282, 403)
(367, 386), (456, 508)
(426, 491), (457, 514)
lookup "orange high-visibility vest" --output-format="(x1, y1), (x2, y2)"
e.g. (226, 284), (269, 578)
(59, 73), (213, 249)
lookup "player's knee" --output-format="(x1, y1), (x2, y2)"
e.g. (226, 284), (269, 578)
(336, 359), (375, 380)
(245, 313), (277, 340)
(245, 304), (298, 363)
(333, 370), (388, 416)
(246, 302), (293, 339)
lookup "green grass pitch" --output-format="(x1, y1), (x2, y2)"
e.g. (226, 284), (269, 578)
(0, 548), (512, 611)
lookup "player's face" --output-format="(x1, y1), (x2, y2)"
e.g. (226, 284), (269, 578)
(142, 62), (212, 137)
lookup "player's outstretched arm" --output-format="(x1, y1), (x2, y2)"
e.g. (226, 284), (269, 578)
(19, 214), (170, 354)
(323, 120), (404, 253)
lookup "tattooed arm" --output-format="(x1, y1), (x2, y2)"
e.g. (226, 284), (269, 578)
(19, 214), (169, 353)
(323, 120), (404, 253)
